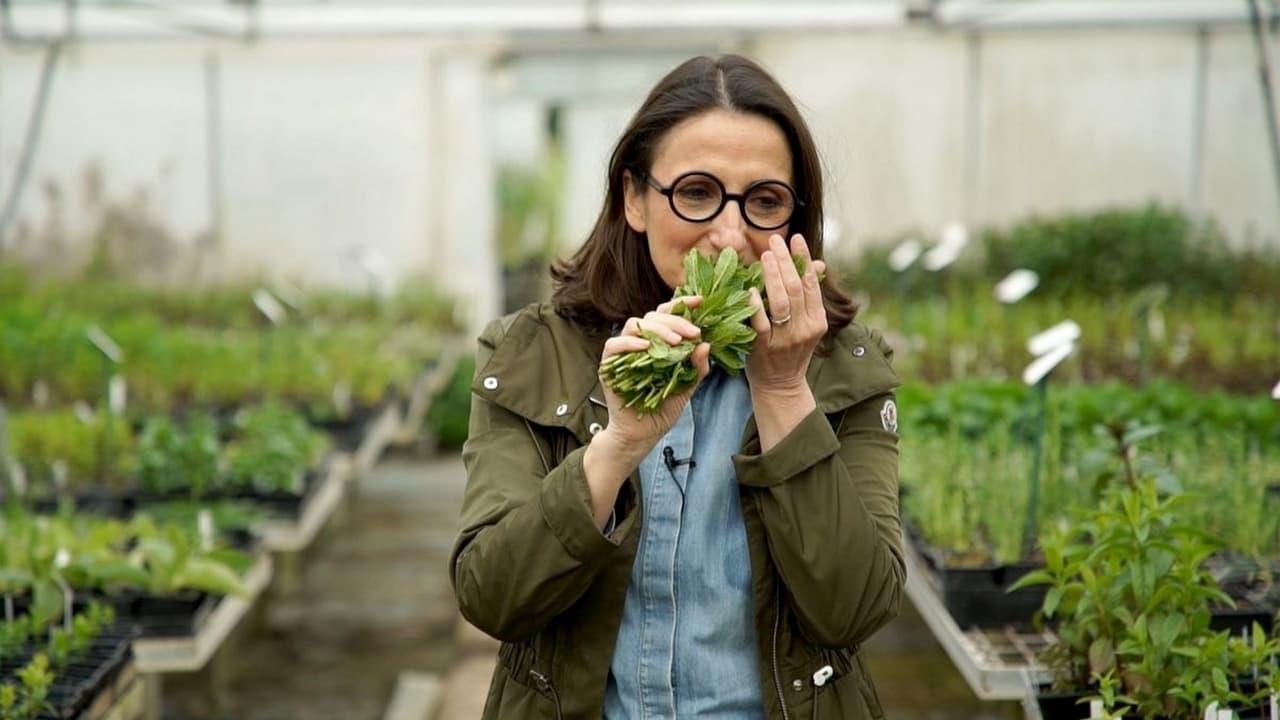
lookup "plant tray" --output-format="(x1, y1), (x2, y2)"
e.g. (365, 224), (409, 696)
(0, 622), (135, 720)
(903, 542), (1052, 700)
(906, 523), (1048, 629)
(131, 552), (272, 674)
(92, 590), (217, 639)
(38, 627), (134, 720)
(257, 455), (352, 553)
(310, 400), (396, 452)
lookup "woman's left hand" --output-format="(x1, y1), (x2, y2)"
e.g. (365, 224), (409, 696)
(746, 233), (828, 396)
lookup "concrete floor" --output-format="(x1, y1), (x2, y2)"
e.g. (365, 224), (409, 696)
(162, 453), (1022, 719)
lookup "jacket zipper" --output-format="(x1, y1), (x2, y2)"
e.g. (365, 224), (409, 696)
(772, 586), (791, 720)
(529, 669), (563, 720)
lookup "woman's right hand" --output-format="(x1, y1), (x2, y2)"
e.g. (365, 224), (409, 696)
(595, 296), (712, 469)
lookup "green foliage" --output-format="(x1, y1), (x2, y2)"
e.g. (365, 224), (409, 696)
(12, 653), (52, 720)
(49, 602), (114, 669)
(496, 151), (564, 269)
(599, 248), (809, 414)
(0, 300), (450, 415)
(1012, 430), (1280, 717)
(847, 204), (1280, 302)
(981, 204), (1278, 300)
(124, 515), (249, 596)
(138, 500), (266, 540)
(855, 286), (1278, 394)
(0, 506), (250, 604)
(7, 410), (134, 495)
(10, 403), (327, 500)
(900, 379), (1280, 565)
(426, 356), (476, 450)
(0, 616), (33, 662)
(600, 249), (755, 412)
(226, 404), (328, 494)
(138, 413), (220, 497)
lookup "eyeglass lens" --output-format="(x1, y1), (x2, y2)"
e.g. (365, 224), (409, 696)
(669, 173), (795, 229)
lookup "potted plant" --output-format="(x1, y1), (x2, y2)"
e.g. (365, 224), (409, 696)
(1014, 449), (1279, 718)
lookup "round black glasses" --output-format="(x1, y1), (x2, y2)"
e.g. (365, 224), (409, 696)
(636, 170), (801, 231)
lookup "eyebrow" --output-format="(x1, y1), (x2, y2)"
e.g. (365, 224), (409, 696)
(667, 169), (794, 187)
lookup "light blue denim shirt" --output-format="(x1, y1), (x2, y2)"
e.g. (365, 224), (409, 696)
(603, 367), (766, 719)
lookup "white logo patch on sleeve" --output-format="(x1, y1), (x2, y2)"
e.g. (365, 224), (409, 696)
(880, 399), (898, 434)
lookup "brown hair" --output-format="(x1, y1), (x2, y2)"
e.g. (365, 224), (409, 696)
(550, 54), (858, 350)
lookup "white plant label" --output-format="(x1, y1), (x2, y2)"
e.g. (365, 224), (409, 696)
(994, 269), (1039, 304)
(1147, 306), (1166, 342)
(923, 222), (969, 271)
(1023, 342), (1075, 386)
(941, 221), (969, 249)
(253, 289), (287, 326)
(51, 460), (68, 492)
(1272, 378), (1279, 400)
(332, 381), (353, 418)
(275, 282), (305, 311)
(1089, 700), (1103, 719)
(73, 402), (95, 424)
(1028, 320), (1082, 357)
(108, 375), (127, 414)
(198, 509), (215, 551)
(86, 325), (123, 364)
(31, 380), (49, 408)
(54, 548), (70, 569)
(9, 462), (27, 497)
(888, 238), (923, 272)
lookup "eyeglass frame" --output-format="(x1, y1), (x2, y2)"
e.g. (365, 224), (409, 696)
(632, 168), (804, 231)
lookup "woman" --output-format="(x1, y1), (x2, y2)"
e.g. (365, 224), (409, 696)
(451, 54), (902, 719)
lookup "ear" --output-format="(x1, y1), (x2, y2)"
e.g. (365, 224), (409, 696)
(622, 170), (648, 234)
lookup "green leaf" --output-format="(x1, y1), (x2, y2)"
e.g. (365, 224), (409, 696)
(1088, 637), (1115, 675)
(171, 557), (248, 596)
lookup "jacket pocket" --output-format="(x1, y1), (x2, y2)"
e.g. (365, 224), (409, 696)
(811, 646), (884, 720)
(497, 630), (564, 719)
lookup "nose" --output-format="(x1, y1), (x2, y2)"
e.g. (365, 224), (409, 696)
(707, 199), (749, 254)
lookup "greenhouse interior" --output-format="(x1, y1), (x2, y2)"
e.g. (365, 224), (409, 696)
(1, 0), (1279, 718)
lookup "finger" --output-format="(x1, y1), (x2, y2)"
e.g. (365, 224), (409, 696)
(621, 316), (644, 337)
(602, 334), (650, 360)
(811, 259), (827, 278)
(658, 295), (702, 315)
(692, 342), (711, 381)
(782, 234), (808, 315)
(747, 286), (770, 340)
(761, 243), (792, 327)
(643, 311), (701, 342)
(793, 237), (824, 325)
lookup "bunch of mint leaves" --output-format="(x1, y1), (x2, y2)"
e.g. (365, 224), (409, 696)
(598, 248), (812, 414)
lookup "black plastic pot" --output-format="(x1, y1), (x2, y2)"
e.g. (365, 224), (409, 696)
(1210, 601), (1276, 635)
(906, 523), (1048, 629)
(310, 402), (386, 452)
(98, 589), (215, 638)
(1034, 685), (1094, 720)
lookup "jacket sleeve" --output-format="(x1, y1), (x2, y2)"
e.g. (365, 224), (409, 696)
(732, 342), (903, 649)
(449, 319), (638, 642)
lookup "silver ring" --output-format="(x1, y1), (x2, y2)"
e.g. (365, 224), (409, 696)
(770, 312), (792, 326)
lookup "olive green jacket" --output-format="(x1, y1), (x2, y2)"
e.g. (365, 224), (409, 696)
(450, 303), (904, 720)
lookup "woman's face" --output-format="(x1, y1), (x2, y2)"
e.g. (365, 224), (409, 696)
(624, 108), (795, 291)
